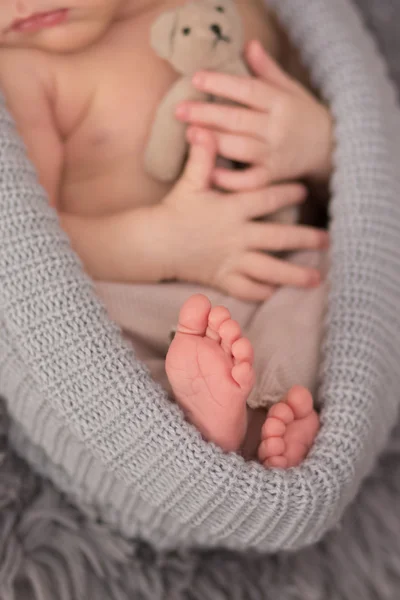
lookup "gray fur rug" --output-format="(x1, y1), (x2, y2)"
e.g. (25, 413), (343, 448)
(1, 395), (400, 600)
(2, 1), (400, 598)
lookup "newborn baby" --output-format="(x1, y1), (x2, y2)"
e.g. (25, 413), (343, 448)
(0, 0), (332, 468)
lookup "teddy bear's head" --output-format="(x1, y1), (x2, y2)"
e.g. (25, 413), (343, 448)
(151, 0), (244, 75)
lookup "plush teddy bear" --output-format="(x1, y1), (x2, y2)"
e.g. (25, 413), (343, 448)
(144, 0), (249, 183)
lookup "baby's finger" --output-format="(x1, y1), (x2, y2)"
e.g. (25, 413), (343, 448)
(246, 40), (298, 93)
(176, 102), (264, 138)
(213, 166), (269, 191)
(213, 131), (266, 164)
(181, 128), (216, 191)
(239, 252), (321, 288)
(191, 71), (279, 112)
(224, 274), (276, 302)
(241, 184), (307, 219)
(246, 222), (330, 252)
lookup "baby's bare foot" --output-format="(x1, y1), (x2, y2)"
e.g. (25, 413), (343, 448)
(258, 386), (319, 468)
(166, 294), (255, 452)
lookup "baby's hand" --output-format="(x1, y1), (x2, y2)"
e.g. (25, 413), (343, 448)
(161, 128), (328, 301)
(175, 40), (333, 192)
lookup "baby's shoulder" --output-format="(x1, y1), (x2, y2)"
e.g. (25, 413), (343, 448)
(0, 48), (56, 97)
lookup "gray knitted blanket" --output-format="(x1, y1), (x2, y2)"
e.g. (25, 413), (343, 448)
(1, 0), (400, 556)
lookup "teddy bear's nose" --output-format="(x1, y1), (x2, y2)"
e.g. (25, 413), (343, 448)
(210, 24), (222, 36)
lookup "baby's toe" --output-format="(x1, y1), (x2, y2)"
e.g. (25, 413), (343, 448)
(206, 305), (231, 342)
(286, 386), (314, 420)
(231, 362), (255, 393)
(265, 456), (288, 469)
(258, 437), (285, 463)
(232, 337), (254, 366)
(262, 416), (286, 439)
(219, 318), (242, 354)
(177, 294), (211, 335)
(267, 402), (295, 426)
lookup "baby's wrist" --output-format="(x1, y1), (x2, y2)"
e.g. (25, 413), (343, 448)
(145, 203), (180, 282)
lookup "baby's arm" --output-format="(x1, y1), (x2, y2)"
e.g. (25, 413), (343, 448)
(0, 50), (172, 283)
(0, 51), (62, 207)
(0, 51), (327, 297)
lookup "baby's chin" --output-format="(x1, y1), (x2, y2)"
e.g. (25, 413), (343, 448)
(0, 20), (109, 53)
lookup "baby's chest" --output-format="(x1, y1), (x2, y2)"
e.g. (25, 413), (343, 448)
(63, 66), (176, 171)
(56, 20), (179, 173)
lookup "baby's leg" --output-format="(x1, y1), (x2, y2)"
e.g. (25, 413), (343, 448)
(246, 251), (328, 409)
(166, 294), (255, 452)
(166, 294), (320, 465)
(246, 251), (327, 465)
(96, 280), (256, 357)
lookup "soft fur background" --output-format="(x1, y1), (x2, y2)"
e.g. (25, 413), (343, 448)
(1, 0), (400, 598)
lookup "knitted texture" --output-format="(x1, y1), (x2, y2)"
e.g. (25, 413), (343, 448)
(3, 399), (400, 600)
(1, 0), (400, 552)
(352, 0), (400, 89)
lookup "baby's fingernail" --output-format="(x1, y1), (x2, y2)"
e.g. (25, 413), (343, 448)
(175, 104), (188, 119)
(249, 39), (262, 57)
(320, 232), (330, 248)
(192, 72), (205, 87)
(188, 127), (205, 144)
(310, 271), (322, 286)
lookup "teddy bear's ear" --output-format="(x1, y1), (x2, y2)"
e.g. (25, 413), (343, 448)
(150, 9), (178, 61)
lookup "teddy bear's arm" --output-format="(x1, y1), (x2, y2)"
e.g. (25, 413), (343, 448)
(145, 78), (207, 183)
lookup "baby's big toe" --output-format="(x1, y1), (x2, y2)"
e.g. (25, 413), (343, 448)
(177, 294), (211, 335)
(286, 386), (314, 420)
